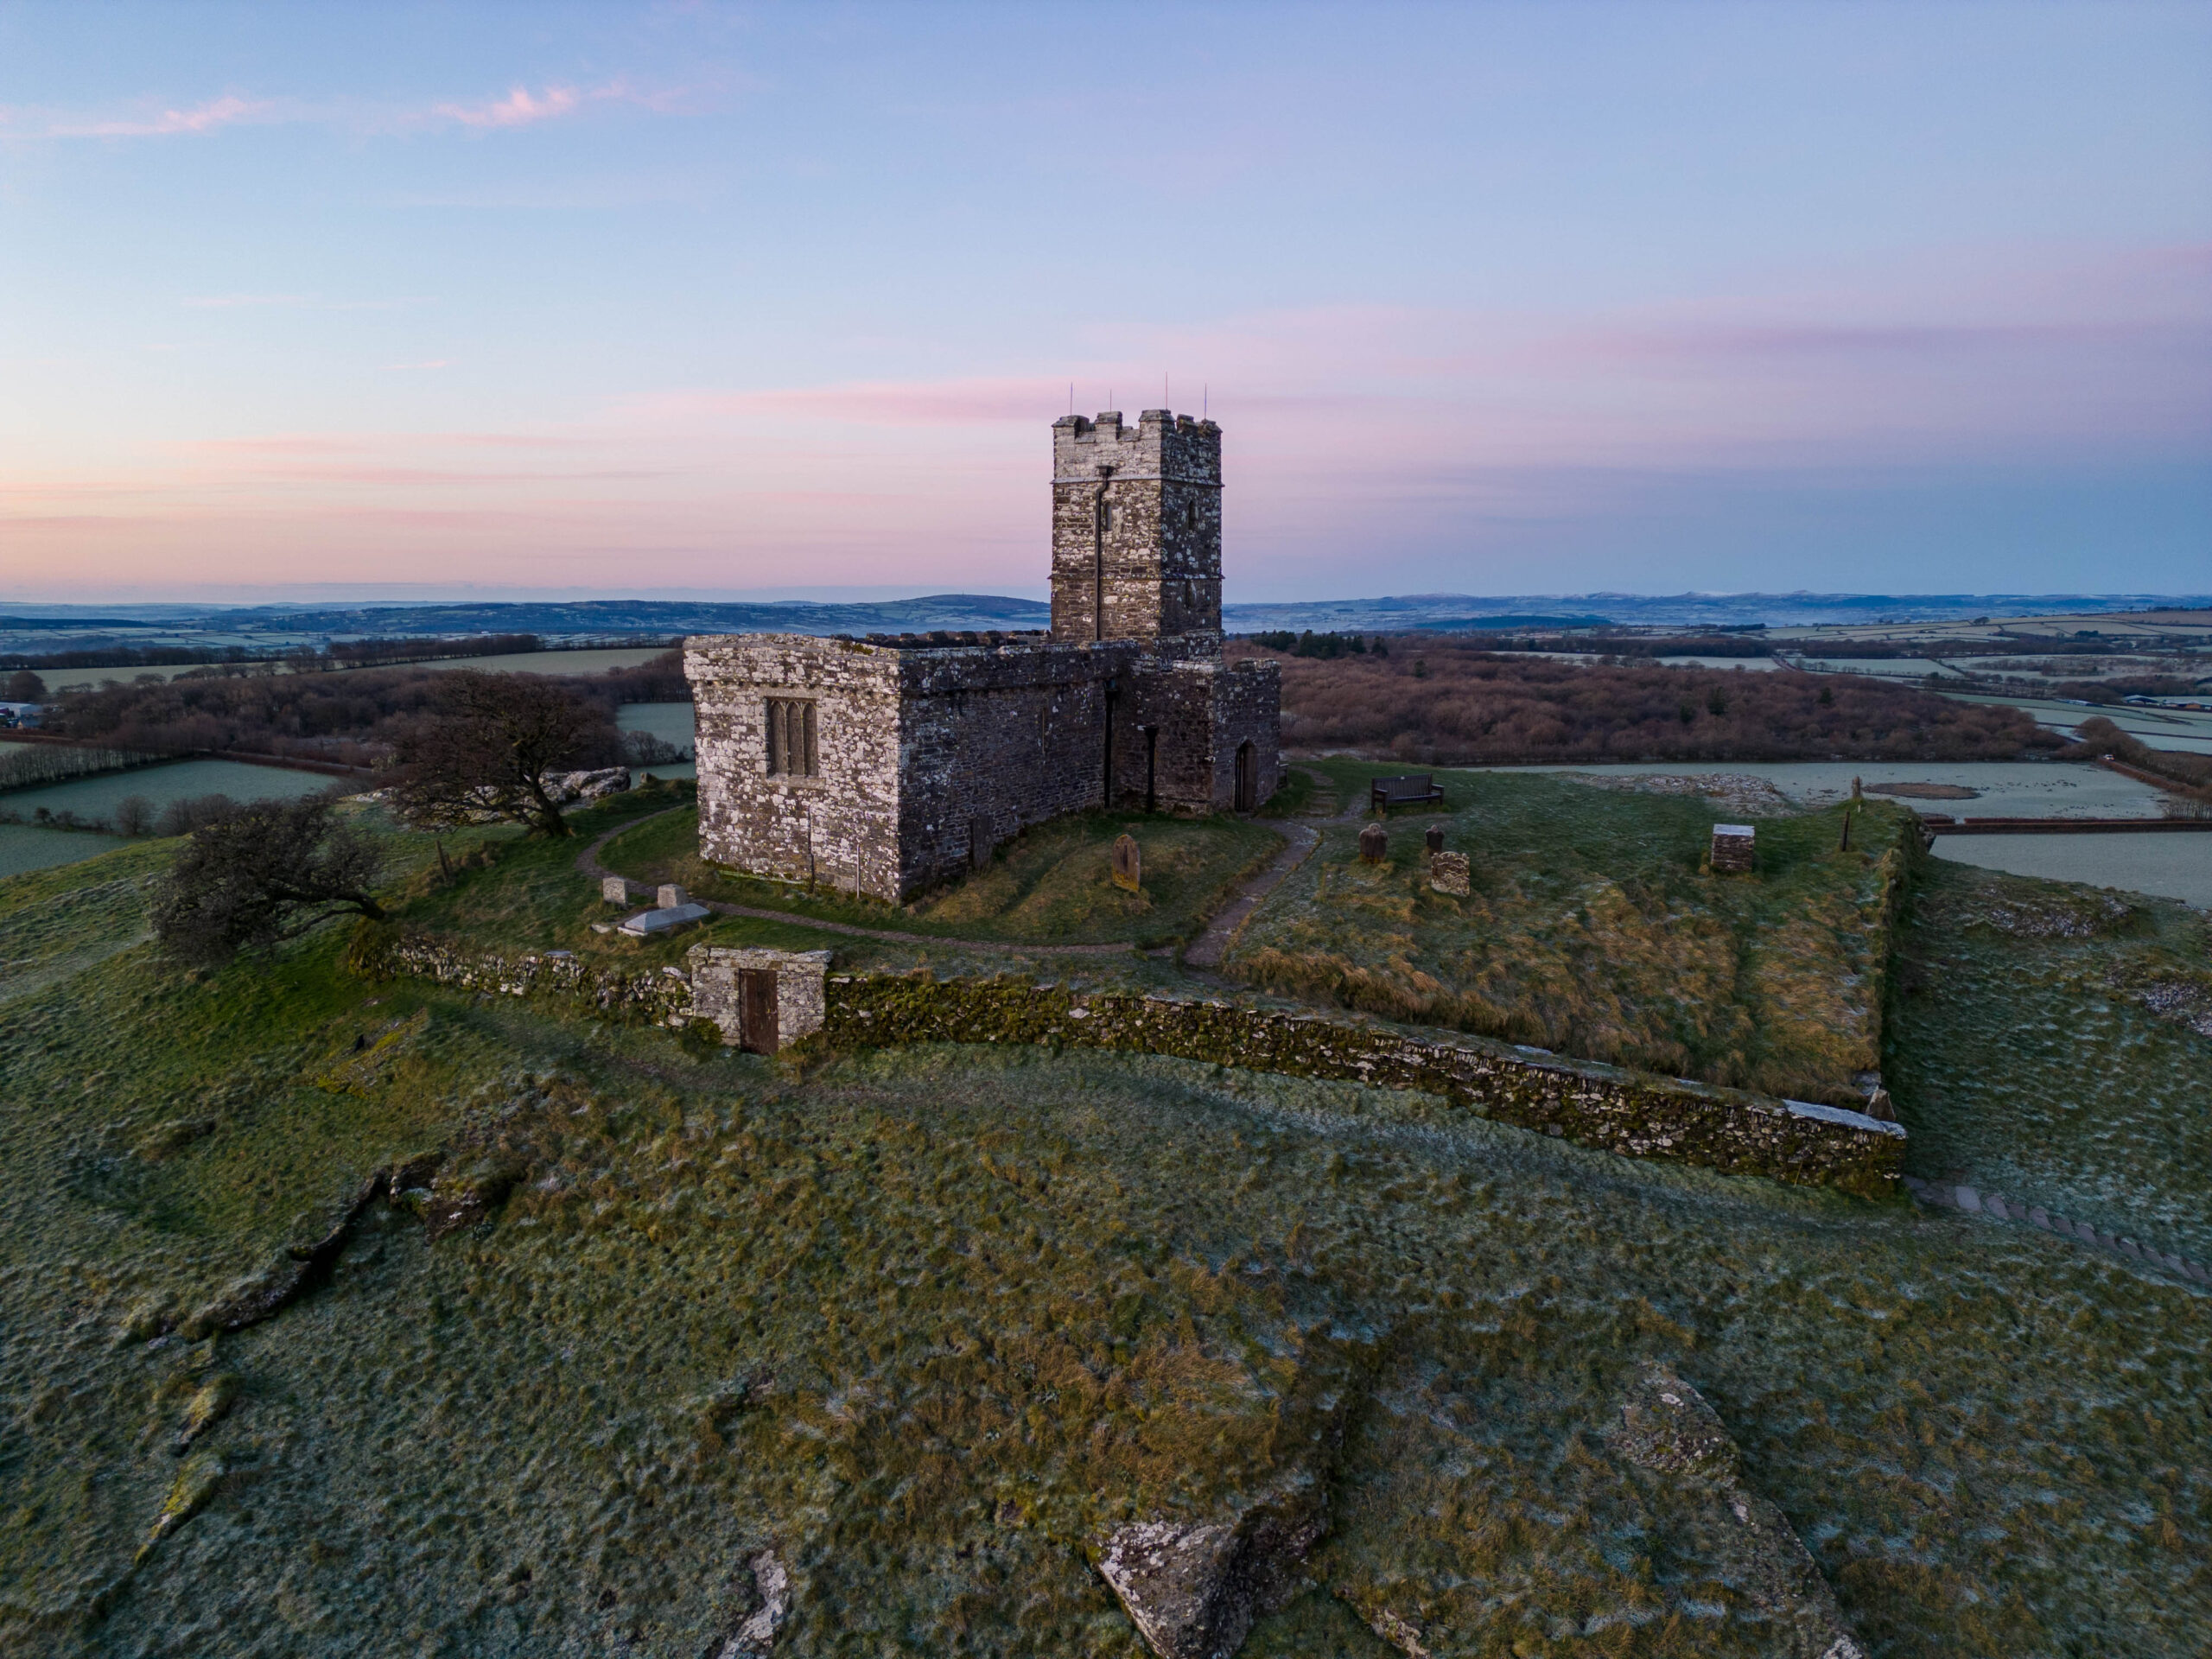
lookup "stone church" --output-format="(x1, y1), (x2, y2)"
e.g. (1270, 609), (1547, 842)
(685, 409), (1281, 903)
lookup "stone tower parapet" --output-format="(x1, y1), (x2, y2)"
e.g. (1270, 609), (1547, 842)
(1050, 410), (1223, 658)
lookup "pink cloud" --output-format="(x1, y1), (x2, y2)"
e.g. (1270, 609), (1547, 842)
(433, 85), (581, 129)
(35, 93), (276, 138)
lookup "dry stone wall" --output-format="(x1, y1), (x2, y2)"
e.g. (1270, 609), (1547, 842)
(822, 973), (1904, 1195)
(353, 932), (1900, 1192)
(346, 929), (694, 1024)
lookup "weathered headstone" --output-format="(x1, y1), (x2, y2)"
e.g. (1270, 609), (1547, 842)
(1424, 824), (1445, 855)
(1709, 823), (1755, 874)
(657, 883), (688, 909)
(1358, 823), (1388, 864)
(1428, 850), (1471, 895)
(1111, 833), (1141, 893)
(601, 875), (638, 906)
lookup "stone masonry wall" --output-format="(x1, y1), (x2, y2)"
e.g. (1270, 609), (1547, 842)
(1051, 410), (1223, 655)
(892, 640), (1135, 896)
(687, 945), (832, 1048)
(689, 631), (1182, 903)
(688, 635), (906, 900)
(822, 974), (1905, 1195)
(1118, 656), (1284, 812)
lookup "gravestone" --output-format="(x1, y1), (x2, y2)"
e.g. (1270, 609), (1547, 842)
(1429, 850), (1471, 895)
(601, 875), (639, 906)
(1424, 824), (1445, 854)
(1111, 833), (1141, 893)
(657, 883), (689, 909)
(1358, 823), (1388, 864)
(1709, 823), (1756, 874)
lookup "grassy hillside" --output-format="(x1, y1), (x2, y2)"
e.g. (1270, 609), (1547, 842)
(1887, 858), (2212, 1260)
(1229, 767), (1912, 1106)
(1, 834), (2207, 1656)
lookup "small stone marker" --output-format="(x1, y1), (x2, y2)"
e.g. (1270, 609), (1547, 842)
(1358, 823), (1388, 864)
(657, 883), (688, 909)
(1110, 833), (1141, 893)
(1424, 824), (1445, 854)
(601, 875), (636, 905)
(1709, 823), (1756, 874)
(1429, 850), (1471, 895)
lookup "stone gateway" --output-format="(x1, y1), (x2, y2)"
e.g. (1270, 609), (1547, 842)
(686, 410), (1282, 902)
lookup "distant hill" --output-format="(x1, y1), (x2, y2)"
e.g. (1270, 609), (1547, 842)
(1220, 591), (2212, 632)
(203, 594), (1052, 639)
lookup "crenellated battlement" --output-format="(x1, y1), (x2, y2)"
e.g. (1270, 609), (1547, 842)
(1052, 410), (1220, 483)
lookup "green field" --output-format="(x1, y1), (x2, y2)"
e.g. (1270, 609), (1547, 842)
(1230, 766), (1912, 1107)
(2, 774), (2208, 1657)
(601, 804), (1284, 950)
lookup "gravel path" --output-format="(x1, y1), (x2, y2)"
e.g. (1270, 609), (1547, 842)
(1182, 821), (1319, 969)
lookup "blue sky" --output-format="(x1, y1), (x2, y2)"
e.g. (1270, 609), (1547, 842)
(3, 1), (2208, 601)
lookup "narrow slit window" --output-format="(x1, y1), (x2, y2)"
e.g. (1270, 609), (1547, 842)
(766, 697), (818, 777)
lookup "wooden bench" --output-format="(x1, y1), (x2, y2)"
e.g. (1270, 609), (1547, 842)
(1370, 772), (1446, 813)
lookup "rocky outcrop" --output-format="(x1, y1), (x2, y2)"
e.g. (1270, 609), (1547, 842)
(178, 1172), (388, 1338)
(1097, 1331), (1367, 1657)
(1097, 1491), (1325, 1659)
(710, 1549), (791, 1656)
(423, 1154), (525, 1241)
(1613, 1365), (1865, 1659)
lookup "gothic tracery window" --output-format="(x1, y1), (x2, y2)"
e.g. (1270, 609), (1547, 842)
(766, 697), (818, 778)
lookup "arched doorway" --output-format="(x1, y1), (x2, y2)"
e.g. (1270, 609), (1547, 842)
(1234, 741), (1256, 813)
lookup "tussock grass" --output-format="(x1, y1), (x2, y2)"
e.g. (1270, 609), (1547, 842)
(1229, 768), (1910, 1104)
(1887, 857), (2212, 1259)
(603, 805), (1282, 947)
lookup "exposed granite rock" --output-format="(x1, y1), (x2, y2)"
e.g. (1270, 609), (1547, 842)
(1098, 1521), (1249, 1659)
(1616, 1365), (1741, 1481)
(710, 1549), (791, 1656)
(1612, 1365), (1864, 1659)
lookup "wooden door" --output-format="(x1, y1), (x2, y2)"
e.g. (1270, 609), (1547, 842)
(738, 969), (779, 1053)
(1234, 742), (1256, 813)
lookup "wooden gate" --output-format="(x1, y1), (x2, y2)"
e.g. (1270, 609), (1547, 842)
(738, 969), (779, 1053)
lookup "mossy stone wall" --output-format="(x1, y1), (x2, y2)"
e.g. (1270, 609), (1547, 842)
(347, 927), (692, 1024)
(823, 974), (1904, 1195)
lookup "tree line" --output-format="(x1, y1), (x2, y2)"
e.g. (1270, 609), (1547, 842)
(1232, 639), (2058, 764)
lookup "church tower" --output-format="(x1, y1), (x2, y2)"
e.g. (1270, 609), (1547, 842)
(1047, 410), (1223, 658)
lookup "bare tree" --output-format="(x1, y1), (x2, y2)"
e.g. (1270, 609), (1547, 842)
(386, 671), (620, 838)
(151, 797), (386, 968)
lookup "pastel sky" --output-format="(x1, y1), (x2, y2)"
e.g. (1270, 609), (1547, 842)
(3, 2), (2209, 603)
